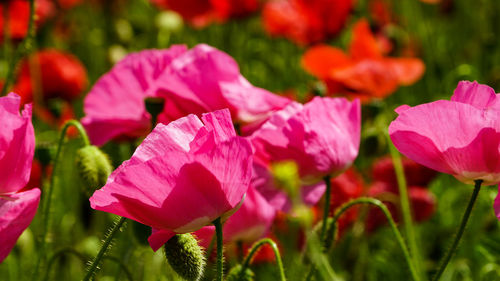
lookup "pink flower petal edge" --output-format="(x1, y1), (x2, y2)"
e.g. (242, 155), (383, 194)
(0, 93), (35, 195)
(389, 81), (500, 185)
(0, 188), (41, 263)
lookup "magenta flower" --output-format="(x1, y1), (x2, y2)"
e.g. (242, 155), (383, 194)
(389, 81), (500, 185)
(89, 109), (253, 251)
(251, 96), (361, 184)
(0, 93), (40, 263)
(82, 44), (290, 146)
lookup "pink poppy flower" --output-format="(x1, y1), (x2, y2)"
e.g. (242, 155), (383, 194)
(251, 96), (361, 184)
(0, 93), (40, 263)
(89, 109), (253, 251)
(389, 81), (500, 186)
(82, 44), (289, 146)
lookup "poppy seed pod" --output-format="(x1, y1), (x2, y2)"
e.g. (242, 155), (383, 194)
(75, 145), (113, 197)
(163, 233), (206, 281)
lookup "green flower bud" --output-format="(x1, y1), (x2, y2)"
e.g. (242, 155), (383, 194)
(164, 233), (206, 281)
(226, 264), (255, 281)
(75, 145), (113, 197)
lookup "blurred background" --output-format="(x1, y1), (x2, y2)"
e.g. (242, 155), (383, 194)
(0, 0), (499, 280)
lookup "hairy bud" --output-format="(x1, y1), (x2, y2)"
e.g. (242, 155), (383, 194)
(164, 233), (206, 281)
(75, 145), (113, 197)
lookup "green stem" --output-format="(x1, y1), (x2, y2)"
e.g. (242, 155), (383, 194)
(240, 238), (286, 281)
(214, 217), (224, 281)
(83, 217), (127, 281)
(44, 248), (87, 281)
(1, 0), (36, 96)
(33, 120), (91, 280)
(305, 175), (332, 281)
(388, 137), (423, 279)
(431, 180), (482, 281)
(327, 197), (420, 281)
(320, 175), (332, 245)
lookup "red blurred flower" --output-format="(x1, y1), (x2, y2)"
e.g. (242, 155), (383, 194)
(57, 0), (84, 9)
(13, 49), (87, 105)
(242, 234), (283, 264)
(262, 0), (353, 45)
(302, 19), (425, 102)
(0, 0), (54, 41)
(372, 156), (437, 188)
(150, 0), (259, 27)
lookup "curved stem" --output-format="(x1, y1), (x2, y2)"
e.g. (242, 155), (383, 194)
(1, 0), (36, 96)
(431, 180), (482, 281)
(33, 120), (91, 280)
(213, 217), (224, 281)
(44, 248), (87, 281)
(326, 197), (420, 281)
(388, 141), (423, 279)
(83, 217), (127, 281)
(320, 175), (332, 245)
(240, 238), (286, 281)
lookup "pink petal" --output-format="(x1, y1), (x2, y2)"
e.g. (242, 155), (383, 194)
(148, 228), (176, 252)
(0, 188), (41, 262)
(82, 46), (188, 145)
(301, 181), (326, 206)
(90, 137), (252, 233)
(451, 80), (500, 111)
(389, 100), (500, 185)
(0, 93), (34, 194)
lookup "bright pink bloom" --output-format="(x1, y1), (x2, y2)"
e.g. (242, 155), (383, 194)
(251, 97), (361, 183)
(0, 93), (40, 263)
(389, 81), (500, 186)
(82, 44), (289, 146)
(89, 109), (253, 251)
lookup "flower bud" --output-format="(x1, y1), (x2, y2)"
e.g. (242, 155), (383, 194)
(75, 145), (113, 197)
(164, 233), (206, 281)
(226, 264), (255, 281)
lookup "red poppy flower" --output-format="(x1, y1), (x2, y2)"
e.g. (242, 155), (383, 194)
(0, 0), (54, 41)
(262, 0), (353, 45)
(13, 49), (87, 105)
(150, 0), (258, 27)
(302, 19), (425, 101)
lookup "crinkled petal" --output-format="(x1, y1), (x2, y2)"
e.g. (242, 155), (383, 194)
(451, 80), (500, 111)
(0, 93), (34, 194)
(90, 137), (252, 233)
(0, 188), (41, 262)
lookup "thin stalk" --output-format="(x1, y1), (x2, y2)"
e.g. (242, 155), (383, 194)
(320, 175), (332, 245)
(213, 217), (224, 281)
(431, 180), (482, 281)
(1, 0), (36, 96)
(388, 138), (424, 279)
(304, 175), (332, 280)
(239, 238), (286, 281)
(327, 197), (420, 281)
(33, 120), (91, 279)
(83, 217), (127, 281)
(44, 248), (87, 281)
